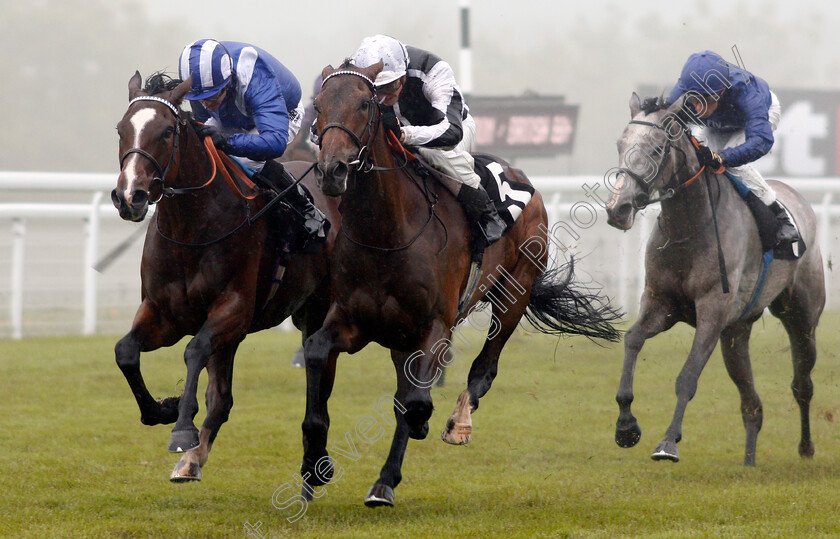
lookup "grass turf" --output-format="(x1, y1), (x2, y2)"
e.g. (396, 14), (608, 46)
(1, 314), (840, 537)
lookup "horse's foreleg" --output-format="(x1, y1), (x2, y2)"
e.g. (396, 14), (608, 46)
(171, 342), (240, 482)
(169, 304), (249, 454)
(301, 309), (362, 497)
(616, 295), (677, 449)
(115, 301), (182, 426)
(652, 310), (725, 462)
(364, 324), (450, 508)
(719, 323), (762, 466)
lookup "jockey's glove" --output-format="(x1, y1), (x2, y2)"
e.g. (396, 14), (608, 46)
(695, 145), (724, 169)
(379, 106), (402, 140)
(197, 124), (232, 153)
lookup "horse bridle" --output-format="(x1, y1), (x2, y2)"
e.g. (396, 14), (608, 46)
(314, 69), (444, 253)
(617, 119), (697, 207)
(120, 95), (185, 203)
(316, 70), (410, 174)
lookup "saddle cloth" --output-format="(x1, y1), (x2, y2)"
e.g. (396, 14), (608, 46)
(473, 154), (535, 232)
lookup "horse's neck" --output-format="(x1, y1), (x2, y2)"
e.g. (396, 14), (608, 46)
(658, 172), (719, 235)
(157, 128), (229, 228)
(343, 139), (418, 243)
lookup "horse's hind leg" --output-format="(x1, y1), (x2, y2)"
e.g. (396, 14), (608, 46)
(115, 301), (182, 426)
(441, 281), (531, 446)
(719, 322), (763, 466)
(770, 287), (823, 459)
(171, 342), (239, 482)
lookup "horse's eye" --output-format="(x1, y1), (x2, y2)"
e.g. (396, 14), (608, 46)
(162, 126), (174, 139)
(360, 100), (370, 111)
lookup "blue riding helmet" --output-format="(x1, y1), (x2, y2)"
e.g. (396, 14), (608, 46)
(676, 50), (731, 96)
(178, 39), (233, 100)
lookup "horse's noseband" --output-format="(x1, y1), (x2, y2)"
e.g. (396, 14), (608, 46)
(120, 95), (184, 204)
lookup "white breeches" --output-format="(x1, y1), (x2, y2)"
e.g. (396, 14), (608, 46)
(416, 114), (481, 189)
(692, 91), (781, 205)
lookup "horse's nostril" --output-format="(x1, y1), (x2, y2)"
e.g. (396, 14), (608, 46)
(111, 189), (122, 209)
(633, 193), (649, 209)
(330, 162), (348, 182)
(131, 190), (148, 207)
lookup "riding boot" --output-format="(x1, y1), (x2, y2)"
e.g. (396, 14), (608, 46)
(456, 184), (507, 245)
(256, 161), (328, 252)
(769, 200), (800, 246)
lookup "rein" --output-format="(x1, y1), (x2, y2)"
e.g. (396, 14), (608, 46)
(122, 95), (310, 248)
(618, 120), (709, 207)
(318, 69), (444, 253)
(622, 117), (731, 293)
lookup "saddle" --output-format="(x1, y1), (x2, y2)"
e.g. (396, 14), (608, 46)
(724, 172), (804, 261)
(386, 133), (533, 234)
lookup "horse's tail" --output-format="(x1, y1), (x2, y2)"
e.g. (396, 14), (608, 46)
(524, 259), (623, 342)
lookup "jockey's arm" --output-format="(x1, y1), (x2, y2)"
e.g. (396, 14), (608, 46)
(227, 75), (290, 161)
(718, 91), (774, 167)
(400, 61), (464, 148)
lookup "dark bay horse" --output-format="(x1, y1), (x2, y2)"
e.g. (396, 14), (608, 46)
(300, 62), (621, 507)
(606, 93), (825, 465)
(112, 72), (340, 481)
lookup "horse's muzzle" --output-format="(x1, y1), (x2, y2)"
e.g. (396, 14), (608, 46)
(607, 201), (636, 231)
(111, 188), (150, 222)
(315, 160), (349, 197)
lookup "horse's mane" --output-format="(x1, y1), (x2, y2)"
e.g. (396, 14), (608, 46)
(142, 71), (195, 121)
(143, 72), (182, 95)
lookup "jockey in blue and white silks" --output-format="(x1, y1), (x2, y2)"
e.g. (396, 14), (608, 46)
(178, 39), (327, 253)
(645, 50), (797, 246)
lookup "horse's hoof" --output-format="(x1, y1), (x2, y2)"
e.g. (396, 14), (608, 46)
(364, 483), (395, 508)
(651, 441), (679, 462)
(168, 427), (200, 453)
(799, 440), (815, 459)
(169, 460), (202, 482)
(409, 421), (429, 440)
(441, 419), (471, 445)
(615, 422), (642, 448)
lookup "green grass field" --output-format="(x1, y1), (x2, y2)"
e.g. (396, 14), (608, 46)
(2, 314), (840, 538)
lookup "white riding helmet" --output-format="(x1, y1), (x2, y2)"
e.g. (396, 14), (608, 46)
(351, 35), (409, 87)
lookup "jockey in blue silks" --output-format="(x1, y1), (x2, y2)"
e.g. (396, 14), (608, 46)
(643, 50), (798, 247)
(178, 39), (327, 252)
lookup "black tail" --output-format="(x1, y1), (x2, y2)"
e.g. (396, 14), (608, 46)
(523, 259), (623, 342)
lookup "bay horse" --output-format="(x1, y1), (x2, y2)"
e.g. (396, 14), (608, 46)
(606, 93), (825, 465)
(300, 61), (621, 507)
(112, 72), (340, 481)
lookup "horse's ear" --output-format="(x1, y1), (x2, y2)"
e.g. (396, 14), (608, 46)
(629, 92), (642, 118)
(129, 71), (144, 100)
(321, 65), (336, 82)
(358, 60), (384, 85)
(169, 75), (192, 106)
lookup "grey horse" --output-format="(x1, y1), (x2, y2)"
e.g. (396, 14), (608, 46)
(605, 93), (826, 465)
